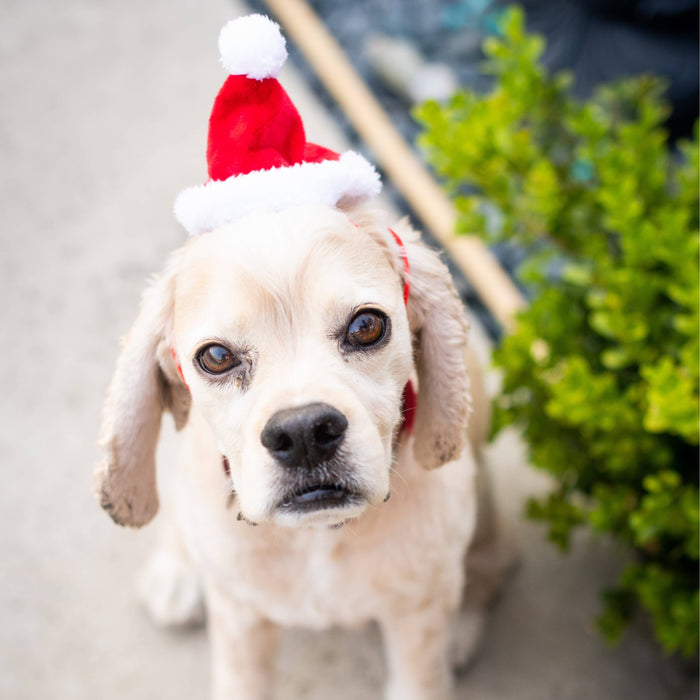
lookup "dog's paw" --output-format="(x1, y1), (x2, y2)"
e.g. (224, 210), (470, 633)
(449, 607), (486, 674)
(136, 550), (206, 628)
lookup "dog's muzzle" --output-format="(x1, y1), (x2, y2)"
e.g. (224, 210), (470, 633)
(261, 403), (362, 514)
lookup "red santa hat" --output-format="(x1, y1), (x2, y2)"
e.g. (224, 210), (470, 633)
(174, 14), (382, 236)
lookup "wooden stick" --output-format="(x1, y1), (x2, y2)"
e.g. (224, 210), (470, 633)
(262, 0), (526, 331)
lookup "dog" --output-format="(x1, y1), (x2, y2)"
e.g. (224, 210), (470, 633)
(95, 14), (511, 699)
(95, 202), (512, 699)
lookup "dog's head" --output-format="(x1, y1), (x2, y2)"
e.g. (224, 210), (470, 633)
(95, 205), (470, 529)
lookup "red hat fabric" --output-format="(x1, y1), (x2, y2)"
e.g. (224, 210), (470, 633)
(175, 14), (381, 236)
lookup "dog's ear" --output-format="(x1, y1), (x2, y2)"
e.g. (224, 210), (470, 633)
(399, 224), (471, 470)
(94, 264), (191, 528)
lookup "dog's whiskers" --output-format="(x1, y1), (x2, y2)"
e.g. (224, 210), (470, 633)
(236, 511), (258, 526)
(388, 461), (409, 495)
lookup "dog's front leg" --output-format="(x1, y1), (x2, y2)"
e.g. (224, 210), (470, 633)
(206, 587), (279, 700)
(380, 606), (454, 700)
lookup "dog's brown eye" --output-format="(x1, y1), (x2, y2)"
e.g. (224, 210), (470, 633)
(197, 344), (240, 374)
(346, 311), (386, 347)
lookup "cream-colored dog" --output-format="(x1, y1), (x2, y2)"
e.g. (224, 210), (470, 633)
(95, 202), (507, 700)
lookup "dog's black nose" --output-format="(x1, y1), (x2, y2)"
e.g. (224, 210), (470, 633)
(261, 403), (348, 469)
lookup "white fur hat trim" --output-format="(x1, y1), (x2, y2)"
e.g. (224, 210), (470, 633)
(174, 151), (382, 237)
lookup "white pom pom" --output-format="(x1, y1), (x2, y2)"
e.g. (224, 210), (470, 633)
(218, 14), (287, 80)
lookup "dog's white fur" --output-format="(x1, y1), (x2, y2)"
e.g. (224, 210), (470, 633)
(96, 204), (507, 700)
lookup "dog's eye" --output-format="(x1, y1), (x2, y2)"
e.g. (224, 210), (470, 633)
(346, 311), (386, 348)
(197, 344), (241, 374)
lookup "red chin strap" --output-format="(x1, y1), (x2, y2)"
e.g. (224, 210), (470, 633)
(388, 227), (410, 306)
(387, 227), (415, 436)
(170, 344), (190, 391)
(400, 377), (417, 436)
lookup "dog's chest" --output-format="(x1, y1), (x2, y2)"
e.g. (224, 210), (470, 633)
(228, 527), (398, 629)
(208, 481), (472, 630)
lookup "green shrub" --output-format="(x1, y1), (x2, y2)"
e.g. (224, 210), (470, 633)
(415, 5), (699, 657)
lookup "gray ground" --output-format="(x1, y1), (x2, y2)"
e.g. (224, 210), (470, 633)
(0, 0), (696, 698)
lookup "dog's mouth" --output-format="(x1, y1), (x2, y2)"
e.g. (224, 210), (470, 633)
(278, 483), (363, 514)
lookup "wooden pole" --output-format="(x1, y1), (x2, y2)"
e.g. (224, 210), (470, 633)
(262, 0), (526, 331)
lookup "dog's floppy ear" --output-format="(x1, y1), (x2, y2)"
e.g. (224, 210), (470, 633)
(95, 263), (191, 527)
(399, 223), (471, 470)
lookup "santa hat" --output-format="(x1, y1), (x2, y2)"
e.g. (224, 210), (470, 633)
(174, 14), (382, 236)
